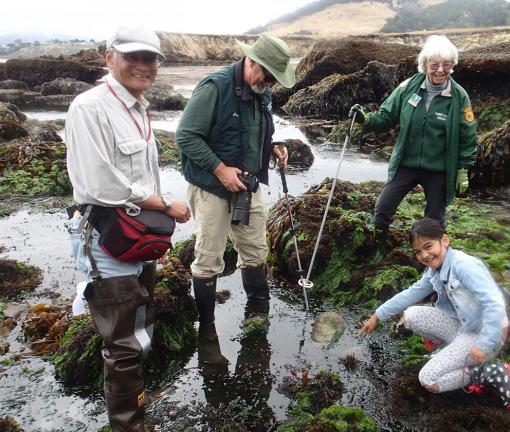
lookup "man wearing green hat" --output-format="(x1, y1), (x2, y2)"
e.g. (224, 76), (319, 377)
(176, 34), (295, 340)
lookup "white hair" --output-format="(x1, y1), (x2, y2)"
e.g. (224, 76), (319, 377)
(417, 35), (458, 73)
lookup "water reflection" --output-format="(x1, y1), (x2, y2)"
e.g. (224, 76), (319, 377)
(198, 331), (274, 431)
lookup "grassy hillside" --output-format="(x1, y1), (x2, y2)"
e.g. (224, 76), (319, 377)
(262, 1), (396, 37)
(247, 0), (508, 37)
(383, 0), (510, 32)
(246, 0), (366, 34)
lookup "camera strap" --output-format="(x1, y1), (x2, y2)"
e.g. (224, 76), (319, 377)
(234, 59), (246, 172)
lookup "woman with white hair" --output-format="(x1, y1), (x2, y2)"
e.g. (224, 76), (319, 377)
(351, 35), (478, 261)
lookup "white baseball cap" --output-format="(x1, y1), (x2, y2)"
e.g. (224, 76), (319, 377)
(107, 25), (164, 57)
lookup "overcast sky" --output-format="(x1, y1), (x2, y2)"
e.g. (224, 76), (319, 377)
(2, 0), (316, 40)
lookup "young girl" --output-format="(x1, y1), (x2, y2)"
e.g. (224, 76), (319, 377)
(360, 217), (510, 409)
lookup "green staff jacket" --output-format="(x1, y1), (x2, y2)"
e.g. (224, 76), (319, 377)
(364, 73), (477, 204)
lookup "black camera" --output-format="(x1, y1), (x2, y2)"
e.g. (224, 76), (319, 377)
(231, 174), (259, 225)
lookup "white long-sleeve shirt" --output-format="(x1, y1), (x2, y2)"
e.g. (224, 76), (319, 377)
(65, 74), (160, 214)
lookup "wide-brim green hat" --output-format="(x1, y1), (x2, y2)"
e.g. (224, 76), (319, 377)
(237, 34), (295, 88)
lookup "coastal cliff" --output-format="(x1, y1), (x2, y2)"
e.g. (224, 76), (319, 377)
(157, 32), (315, 64)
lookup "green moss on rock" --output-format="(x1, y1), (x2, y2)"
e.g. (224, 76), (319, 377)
(53, 316), (103, 388)
(0, 416), (23, 432)
(154, 129), (180, 167)
(313, 405), (378, 432)
(0, 259), (42, 299)
(0, 140), (70, 196)
(476, 100), (510, 132)
(396, 334), (428, 367)
(268, 179), (510, 308)
(277, 404), (378, 432)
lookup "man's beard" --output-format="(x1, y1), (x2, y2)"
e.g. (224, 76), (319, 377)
(250, 68), (266, 94)
(251, 84), (266, 94)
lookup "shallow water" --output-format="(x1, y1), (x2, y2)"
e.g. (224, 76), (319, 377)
(0, 65), (397, 431)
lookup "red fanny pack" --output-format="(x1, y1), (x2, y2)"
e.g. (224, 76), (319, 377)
(90, 206), (175, 261)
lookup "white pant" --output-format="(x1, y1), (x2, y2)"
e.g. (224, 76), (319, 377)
(402, 305), (493, 392)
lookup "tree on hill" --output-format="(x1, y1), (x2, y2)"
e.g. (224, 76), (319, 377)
(382, 0), (510, 32)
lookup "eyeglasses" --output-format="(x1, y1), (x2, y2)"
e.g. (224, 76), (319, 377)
(116, 50), (161, 67)
(428, 62), (453, 71)
(260, 65), (276, 84)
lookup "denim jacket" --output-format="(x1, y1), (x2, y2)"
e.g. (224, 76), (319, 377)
(376, 247), (507, 355)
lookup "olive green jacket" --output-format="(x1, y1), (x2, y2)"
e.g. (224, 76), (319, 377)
(365, 73), (477, 204)
(176, 62), (272, 199)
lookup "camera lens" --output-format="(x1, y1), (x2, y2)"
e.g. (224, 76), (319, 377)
(231, 190), (252, 225)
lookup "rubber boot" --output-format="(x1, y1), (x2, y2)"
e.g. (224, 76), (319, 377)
(470, 361), (510, 410)
(241, 265), (270, 318)
(373, 225), (389, 263)
(193, 276), (218, 341)
(240, 266), (270, 334)
(104, 383), (145, 432)
(84, 275), (151, 432)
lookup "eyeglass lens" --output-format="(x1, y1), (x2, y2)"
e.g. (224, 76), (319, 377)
(121, 51), (160, 65)
(261, 65), (276, 83)
(429, 62), (452, 71)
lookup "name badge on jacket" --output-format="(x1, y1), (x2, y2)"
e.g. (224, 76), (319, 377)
(408, 93), (422, 107)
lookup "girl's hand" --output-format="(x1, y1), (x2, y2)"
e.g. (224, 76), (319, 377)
(469, 346), (487, 364)
(359, 314), (379, 336)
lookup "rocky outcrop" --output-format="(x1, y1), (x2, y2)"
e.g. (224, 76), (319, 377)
(0, 109), (70, 198)
(0, 259), (42, 299)
(361, 27), (510, 52)
(39, 47), (106, 67)
(158, 32), (314, 64)
(266, 179), (509, 300)
(0, 89), (75, 111)
(395, 47), (510, 101)
(0, 58), (105, 87)
(0, 71), (187, 112)
(272, 37), (419, 109)
(154, 129), (179, 166)
(274, 138), (314, 169)
(144, 84), (187, 110)
(0, 417), (22, 432)
(0, 80), (28, 90)
(279, 36), (510, 145)
(283, 61), (396, 117)
(0, 102), (28, 140)
(39, 78), (93, 96)
(471, 119), (510, 188)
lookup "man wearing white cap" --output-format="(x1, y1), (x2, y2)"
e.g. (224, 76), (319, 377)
(65, 25), (190, 431)
(176, 34), (296, 342)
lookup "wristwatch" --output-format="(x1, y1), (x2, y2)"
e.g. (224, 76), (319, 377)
(160, 196), (172, 212)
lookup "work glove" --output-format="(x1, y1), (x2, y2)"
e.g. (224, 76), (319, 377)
(349, 104), (368, 124)
(456, 168), (469, 195)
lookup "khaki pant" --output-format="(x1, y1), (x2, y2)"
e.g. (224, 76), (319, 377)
(188, 184), (268, 277)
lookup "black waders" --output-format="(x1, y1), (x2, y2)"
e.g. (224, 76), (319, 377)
(84, 273), (154, 432)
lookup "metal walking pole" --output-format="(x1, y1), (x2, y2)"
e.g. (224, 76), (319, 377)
(304, 113), (358, 287)
(279, 166), (312, 311)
